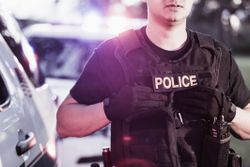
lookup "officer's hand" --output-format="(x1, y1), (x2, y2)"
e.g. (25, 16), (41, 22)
(173, 86), (236, 122)
(104, 85), (168, 120)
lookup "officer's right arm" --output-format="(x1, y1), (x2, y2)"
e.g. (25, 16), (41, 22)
(56, 94), (110, 138)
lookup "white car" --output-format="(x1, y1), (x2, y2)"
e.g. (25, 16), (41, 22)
(0, 10), (58, 167)
(0, 33), (56, 166)
(1, 8), (58, 135)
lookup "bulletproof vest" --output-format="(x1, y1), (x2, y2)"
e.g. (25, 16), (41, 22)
(110, 29), (222, 167)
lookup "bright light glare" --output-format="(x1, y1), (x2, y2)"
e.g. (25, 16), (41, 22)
(21, 38), (37, 72)
(46, 139), (56, 159)
(233, 0), (242, 5)
(82, 10), (103, 32)
(106, 16), (129, 34)
(206, 1), (219, 10)
(230, 14), (241, 32)
(121, 0), (141, 6)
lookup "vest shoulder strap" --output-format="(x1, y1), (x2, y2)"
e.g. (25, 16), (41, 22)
(194, 31), (230, 54)
(114, 29), (144, 84)
(193, 31), (231, 87)
(194, 31), (216, 50)
(117, 29), (143, 55)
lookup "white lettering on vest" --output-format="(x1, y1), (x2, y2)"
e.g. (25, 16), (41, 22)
(155, 77), (163, 89)
(163, 77), (171, 89)
(190, 75), (198, 86)
(171, 77), (179, 88)
(153, 74), (198, 92)
(182, 75), (190, 87)
(178, 76), (182, 88)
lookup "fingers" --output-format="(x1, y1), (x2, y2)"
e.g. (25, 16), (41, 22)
(192, 86), (224, 97)
(133, 85), (153, 93)
(137, 100), (166, 108)
(138, 92), (168, 101)
(174, 86), (220, 101)
(175, 92), (207, 100)
(133, 85), (168, 101)
(175, 100), (207, 111)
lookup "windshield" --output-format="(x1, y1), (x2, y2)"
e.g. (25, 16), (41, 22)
(29, 37), (101, 79)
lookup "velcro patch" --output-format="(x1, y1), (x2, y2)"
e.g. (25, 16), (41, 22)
(152, 74), (198, 92)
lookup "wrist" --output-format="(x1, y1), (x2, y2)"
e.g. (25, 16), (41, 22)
(225, 102), (237, 122)
(103, 97), (112, 121)
(103, 97), (110, 108)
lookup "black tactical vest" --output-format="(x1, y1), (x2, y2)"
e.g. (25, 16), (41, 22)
(110, 29), (223, 167)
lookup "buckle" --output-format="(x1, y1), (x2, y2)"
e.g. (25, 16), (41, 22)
(174, 110), (184, 129)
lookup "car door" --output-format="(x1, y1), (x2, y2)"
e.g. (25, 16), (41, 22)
(0, 10), (57, 152)
(0, 35), (45, 167)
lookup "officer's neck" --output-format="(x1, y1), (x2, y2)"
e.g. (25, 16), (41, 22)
(146, 20), (187, 51)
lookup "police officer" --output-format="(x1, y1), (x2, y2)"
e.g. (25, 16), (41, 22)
(57, 0), (250, 166)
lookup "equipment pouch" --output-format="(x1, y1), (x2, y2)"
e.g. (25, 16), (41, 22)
(201, 118), (231, 167)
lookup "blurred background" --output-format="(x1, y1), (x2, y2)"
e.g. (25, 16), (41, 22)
(0, 0), (249, 166)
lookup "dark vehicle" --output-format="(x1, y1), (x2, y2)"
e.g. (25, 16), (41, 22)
(188, 0), (250, 53)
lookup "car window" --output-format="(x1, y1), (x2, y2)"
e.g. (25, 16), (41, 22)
(29, 37), (101, 79)
(0, 73), (9, 107)
(0, 14), (45, 88)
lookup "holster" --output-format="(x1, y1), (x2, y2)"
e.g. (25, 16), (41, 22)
(228, 148), (242, 167)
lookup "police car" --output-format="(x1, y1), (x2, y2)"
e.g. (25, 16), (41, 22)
(0, 10), (57, 167)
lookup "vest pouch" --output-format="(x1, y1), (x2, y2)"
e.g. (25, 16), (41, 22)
(125, 129), (175, 167)
(175, 117), (206, 167)
(121, 108), (180, 167)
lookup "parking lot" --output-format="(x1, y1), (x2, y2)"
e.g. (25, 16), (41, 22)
(1, 0), (250, 167)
